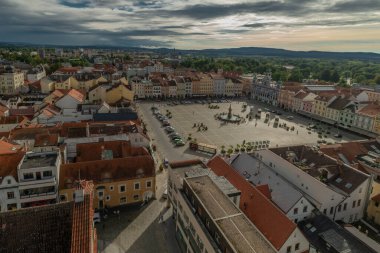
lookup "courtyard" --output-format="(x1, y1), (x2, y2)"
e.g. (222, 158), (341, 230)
(138, 99), (363, 159)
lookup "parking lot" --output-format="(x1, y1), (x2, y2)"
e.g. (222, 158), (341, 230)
(139, 99), (363, 154)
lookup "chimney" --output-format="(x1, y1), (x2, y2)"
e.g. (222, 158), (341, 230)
(74, 189), (84, 203)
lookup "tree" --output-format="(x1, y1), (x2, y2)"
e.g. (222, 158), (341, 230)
(330, 70), (340, 83)
(374, 74), (380, 85)
(320, 69), (331, 82)
(288, 68), (303, 82)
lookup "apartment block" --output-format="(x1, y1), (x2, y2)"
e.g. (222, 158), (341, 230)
(168, 159), (277, 253)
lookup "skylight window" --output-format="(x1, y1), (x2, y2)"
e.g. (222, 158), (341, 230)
(335, 178), (342, 183)
(345, 183), (352, 189)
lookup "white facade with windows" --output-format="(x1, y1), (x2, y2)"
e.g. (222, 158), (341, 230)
(0, 175), (20, 212)
(17, 151), (61, 209)
(256, 149), (371, 223)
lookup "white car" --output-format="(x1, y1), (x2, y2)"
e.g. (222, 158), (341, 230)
(93, 212), (101, 224)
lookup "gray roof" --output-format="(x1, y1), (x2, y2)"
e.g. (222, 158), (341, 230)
(231, 152), (304, 213)
(299, 213), (377, 253)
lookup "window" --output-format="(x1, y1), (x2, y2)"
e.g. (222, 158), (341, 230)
(120, 197), (127, 204)
(146, 181), (152, 188)
(60, 195), (67, 201)
(295, 243), (300, 251)
(352, 201), (356, 208)
(294, 208), (298, 215)
(98, 191), (104, 198)
(7, 203), (17, 211)
(7, 192), (15, 199)
(338, 205), (342, 212)
(106, 195), (111, 201)
(323, 208), (327, 214)
(23, 173), (34, 180)
(133, 194), (139, 201)
(358, 199), (361, 207)
(109, 185), (114, 191)
(134, 182), (140, 190)
(330, 207), (334, 215)
(343, 203), (347, 211)
(287, 246), (291, 253)
(303, 206), (308, 213)
(43, 170), (52, 177)
(119, 185), (126, 193)
(7, 179), (11, 184)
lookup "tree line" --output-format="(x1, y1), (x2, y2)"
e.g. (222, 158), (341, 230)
(180, 57), (380, 85)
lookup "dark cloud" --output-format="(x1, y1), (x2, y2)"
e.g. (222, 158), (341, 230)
(166, 1), (309, 20)
(59, 0), (91, 8)
(330, 0), (380, 12)
(243, 23), (269, 28)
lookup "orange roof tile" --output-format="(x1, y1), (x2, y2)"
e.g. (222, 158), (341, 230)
(60, 156), (155, 189)
(71, 180), (95, 253)
(0, 138), (22, 155)
(371, 193), (380, 202)
(207, 156), (296, 250)
(0, 151), (25, 182)
(76, 140), (148, 162)
(67, 89), (85, 103)
(256, 184), (272, 200)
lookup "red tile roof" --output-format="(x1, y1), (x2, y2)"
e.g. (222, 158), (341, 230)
(256, 184), (272, 200)
(0, 151), (25, 182)
(9, 107), (35, 117)
(357, 103), (380, 117)
(67, 89), (85, 103)
(34, 133), (59, 147)
(71, 180), (96, 253)
(371, 193), (380, 202)
(0, 138), (22, 155)
(76, 140), (149, 162)
(60, 155), (155, 189)
(207, 156), (296, 250)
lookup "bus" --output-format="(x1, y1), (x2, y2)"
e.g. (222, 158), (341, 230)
(189, 142), (217, 155)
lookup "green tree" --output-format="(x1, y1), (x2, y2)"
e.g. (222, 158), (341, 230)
(320, 69), (331, 81)
(288, 68), (303, 82)
(330, 70), (340, 83)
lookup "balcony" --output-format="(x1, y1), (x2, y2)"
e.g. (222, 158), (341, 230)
(20, 191), (57, 203)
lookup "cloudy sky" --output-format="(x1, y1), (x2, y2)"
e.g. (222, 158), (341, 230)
(1, 0), (380, 52)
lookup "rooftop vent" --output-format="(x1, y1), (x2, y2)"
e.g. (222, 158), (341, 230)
(74, 189), (84, 203)
(345, 183), (352, 189)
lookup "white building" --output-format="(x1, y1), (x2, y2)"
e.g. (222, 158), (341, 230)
(17, 151), (61, 209)
(26, 65), (46, 82)
(259, 146), (371, 223)
(230, 153), (314, 223)
(211, 74), (226, 96)
(168, 160), (277, 253)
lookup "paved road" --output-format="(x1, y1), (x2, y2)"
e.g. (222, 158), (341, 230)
(97, 164), (180, 253)
(136, 102), (201, 162)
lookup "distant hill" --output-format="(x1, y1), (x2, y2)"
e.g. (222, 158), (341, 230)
(150, 47), (380, 61)
(1, 41), (379, 61)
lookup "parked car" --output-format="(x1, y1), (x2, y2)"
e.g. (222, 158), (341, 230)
(168, 132), (180, 138)
(172, 136), (182, 142)
(162, 120), (171, 127)
(165, 126), (175, 133)
(175, 140), (185, 146)
(334, 133), (342, 138)
(286, 116), (294, 120)
(93, 212), (101, 224)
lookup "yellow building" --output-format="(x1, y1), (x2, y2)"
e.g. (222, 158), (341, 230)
(367, 181), (380, 224)
(59, 140), (155, 209)
(198, 74), (213, 96)
(55, 76), (79, 90)
(88, 79), (134, 104)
